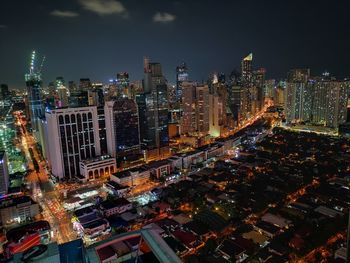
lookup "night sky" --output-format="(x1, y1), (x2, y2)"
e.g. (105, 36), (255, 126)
(1, 0), (350, 89)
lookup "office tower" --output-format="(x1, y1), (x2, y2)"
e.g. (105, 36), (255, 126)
(265, 79), (276, 99)
(105, 99), (140, 159)
(55, 77), (65, 88)
(181, 82), (197, 134)
(69, 90), (89, 108)
(176, 62), (189, 101)
(89, 83), (104, 107)
(138, 58), (169, 152)
(227, 70), (242, 122)
(56, 85), (69, 108)
(218, 73), (226, 84)
(209, 94), (224, 137)
(97, 106), (107, 155)
(310, 78), (349, 127)
(253, 68), (266, 111)
(285, 69), (311, 123)
(287, 69), (310, 83)
(116, 72), (130, 98)
(241, 53), (253, 85)
(25, 51), (45, 132)
(0, 152), (9, 195)
(68, 81), (77, 92)
(240, 53), (253, 119)
(79, 78), (92, 90)
(45, 107), (101, 180)
(274, 85), (285, 107)
(0, 84), (9, 100)
(180, 82), (209, 134)
(196, 84), (210, 133)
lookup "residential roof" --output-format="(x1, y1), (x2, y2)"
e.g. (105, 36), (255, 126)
(100, 198), (131, 210)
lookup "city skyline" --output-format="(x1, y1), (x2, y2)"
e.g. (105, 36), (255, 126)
(1, 1), (350, 262)
(1, 0), (350, 89)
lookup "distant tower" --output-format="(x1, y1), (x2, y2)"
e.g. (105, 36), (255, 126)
(25, 50), (45, 132)
(241, 53), (253, 85)
(176, 62), (189, 101)
(240, 53), (253, 120)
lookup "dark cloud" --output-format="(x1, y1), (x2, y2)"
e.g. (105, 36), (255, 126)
(153, 12), (176, 23)
(50, 10), (79, 18)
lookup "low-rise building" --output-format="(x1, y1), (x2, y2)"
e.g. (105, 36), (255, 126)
(79, 155), (116, 182)
(83, 219), (111, 238)
(100, 198), (132, 217)
(105, 181), (129, 197)
(111, 167), (150, 187)
(0, 196), (40, 225)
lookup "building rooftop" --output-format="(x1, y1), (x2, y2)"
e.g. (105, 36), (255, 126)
(106, 180), (129, 190)
(100, 198), (131, 210)
(0, 195), (37, 209)
(80, 155), (114, 165)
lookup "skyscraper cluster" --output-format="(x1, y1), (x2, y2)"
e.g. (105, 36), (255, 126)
(23, 51), (350, 182)
(285, 69), (349, 128)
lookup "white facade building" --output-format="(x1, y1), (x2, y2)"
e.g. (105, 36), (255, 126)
(79, 155), (116, 182)
(45, 106), (101, 180)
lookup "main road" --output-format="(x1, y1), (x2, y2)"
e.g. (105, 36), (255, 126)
(14, 112), (75, 244)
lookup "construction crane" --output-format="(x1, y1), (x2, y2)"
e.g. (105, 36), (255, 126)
(28, 50), (45, 75)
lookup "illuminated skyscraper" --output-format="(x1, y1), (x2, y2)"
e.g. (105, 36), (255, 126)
(176, 62), (189, 101)
(240, 53), (253, 119)
(45, 107), (101, 180)
(253, 68), (266, 111)
(310, 77), (349, 127)
(285, 69), (311, 123)
(209, 93), (224, 137)
(138, 58), (169, 153)
(116, 72), (130, 98)
(25, 51), (45, 132)
(180, 82), (209, 134)
(241, 53), (253, 85)
(104, 99), (140, 159)
(79, 78), (92, 90)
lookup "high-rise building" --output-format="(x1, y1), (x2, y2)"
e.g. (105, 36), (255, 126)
(285, 70), (348, 128)
(138, 58), (169, 153)
(265, 79), (276, 99)
(0, 152), (9, 195)
(0, 84), (9, 101)
(180, 82), (209, 134)
(176, 62), (189, 101)
(116, 72), (130, 98)
(79, 78), (92, 90)
(68, 81), (77, 92)
(241, 53), (253, 85)
(25, 51), (45, 132)
(45, 107), (101, 180)
(56, 85), (69, 108)
(274, 84), (285, 108)
(104, 99), (140, 159)
(228, 70), (242, 122)
(240, 53), (253, 119)
(209, 94), (224, 137)
(310, 78), (349, 127)
(253, 68), (266, 111)
(89, 83), (104, 107)
(69, 90), (89, 108)
(97, 106), (107, 155)
(285, 69), (311, 123)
